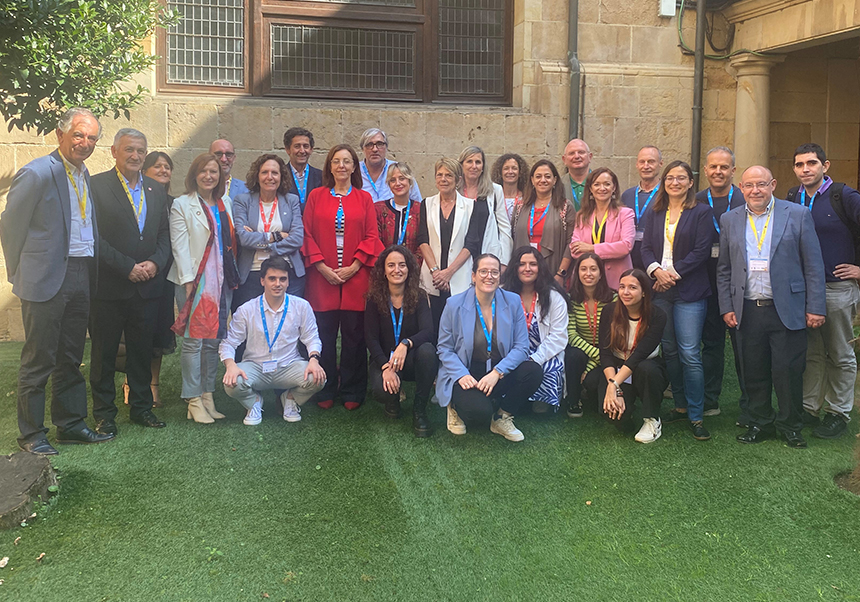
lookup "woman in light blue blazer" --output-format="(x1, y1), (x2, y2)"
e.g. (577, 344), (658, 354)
(436, 253), (542, 442)
(232, 154), (305, 311)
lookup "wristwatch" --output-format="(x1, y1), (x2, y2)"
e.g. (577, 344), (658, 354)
(608, 377), (622, 392)
(557, 268), (568, 277)
(429, 266), (440, 273)
(309, 352), (321, 361)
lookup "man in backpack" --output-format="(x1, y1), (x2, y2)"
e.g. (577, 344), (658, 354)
(789, 143), (860, 438)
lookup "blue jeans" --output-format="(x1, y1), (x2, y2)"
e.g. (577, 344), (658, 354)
(654, 288), (707, 422)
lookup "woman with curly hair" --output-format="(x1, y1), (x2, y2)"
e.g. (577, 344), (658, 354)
(365, 245), (437, 436)
(232, 153), (305, 310)
(490, 153), (529, 222)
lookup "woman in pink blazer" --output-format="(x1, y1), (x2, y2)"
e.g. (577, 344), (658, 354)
(569, 167), (635, 290)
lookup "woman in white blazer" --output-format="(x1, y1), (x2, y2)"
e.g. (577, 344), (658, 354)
(501, 245), (570, 413)
(417, 157), (495, 330)
(168, 153), (238, 423)
(457, 146), (514, 267)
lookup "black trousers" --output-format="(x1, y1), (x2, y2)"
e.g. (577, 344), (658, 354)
(370, 342), (438, 408)
(736, 301), (807, 432)
(702, 293), (748, 412)
(89, 292), (158, 422)
(451, 359), (543, 425)
(17, 258), (91, 445)
(315, 310), (367, 405)
(564, 346), (601, 411)
(597, 356), (669, 422)
(428, 291), (450, 336)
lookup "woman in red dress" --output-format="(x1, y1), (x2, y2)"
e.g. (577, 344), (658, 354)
(302, 144), (384, 410)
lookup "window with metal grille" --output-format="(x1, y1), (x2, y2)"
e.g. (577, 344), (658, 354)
(166, 0), (245, 88)
(158, 0), (512, 104)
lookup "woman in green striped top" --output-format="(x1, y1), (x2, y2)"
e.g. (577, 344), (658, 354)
(565, 252), (616, 417)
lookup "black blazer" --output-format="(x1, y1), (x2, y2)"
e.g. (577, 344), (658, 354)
(285, 164), (323, 212)
(90, 170), (171, 301)
(364, 292), (435, 370)
(640, 201), (716, 302)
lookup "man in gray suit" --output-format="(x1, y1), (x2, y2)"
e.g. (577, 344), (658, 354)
(0, 107), (116, 454)
(716, 165), (826, 448)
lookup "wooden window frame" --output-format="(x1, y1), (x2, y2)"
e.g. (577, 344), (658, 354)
(157, 0), (512, 105)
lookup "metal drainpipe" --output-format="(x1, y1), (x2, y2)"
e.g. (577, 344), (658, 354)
(691, 0), (707, 189)
(568, 0), (580, 140)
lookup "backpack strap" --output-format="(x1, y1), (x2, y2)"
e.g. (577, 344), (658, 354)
(786, 186), (799, 203)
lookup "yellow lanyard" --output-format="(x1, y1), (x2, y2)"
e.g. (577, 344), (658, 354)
(62, 158), (87, 224)
(747, 206), (772, 253)
(592, 211), (608, 245)
(116, 168), (145, 224)
(225, 175), (232, 198)
(665, 207), (683, 246)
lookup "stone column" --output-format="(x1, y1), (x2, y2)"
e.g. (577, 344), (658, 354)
(729, 53), (785, 171)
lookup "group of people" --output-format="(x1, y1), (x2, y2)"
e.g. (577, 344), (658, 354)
(2, 107), (857, 456)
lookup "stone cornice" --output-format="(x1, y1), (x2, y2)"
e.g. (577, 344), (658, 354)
(723, 0), (812, 23)
(581, 63), (695, 78)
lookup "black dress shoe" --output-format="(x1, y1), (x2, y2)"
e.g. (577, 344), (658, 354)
(736, 425), (771, 444)
(19, 439), (59, 456)
(384, 398), (402, 419)
(130, 410), (166, 428)
(782, 430), (808, 448)
(413, 410), (432, 438)
(95, 419), (118, 436)
(813, 413), (847, 439)
(56, 427), (115, 444)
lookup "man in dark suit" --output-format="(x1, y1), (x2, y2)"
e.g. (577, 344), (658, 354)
(0, 107), (115, 454)
(89, 128), (171, 435)
(716, 165), (826, 448)
(283, 127), (323, 212)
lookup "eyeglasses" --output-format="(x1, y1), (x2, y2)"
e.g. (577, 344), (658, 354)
(363, 141), (387, 150)
(477, 269), (500, 278)
(213, 151), (235, 160)
(741, 180), (773, 191)
(665, 175), (689, 183)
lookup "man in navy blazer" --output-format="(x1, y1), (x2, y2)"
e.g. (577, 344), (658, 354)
(283, 127), (323, 212)
(0, 107), (115, 454)
(716, 165), (826, 448)
(89, 128), (171, 435)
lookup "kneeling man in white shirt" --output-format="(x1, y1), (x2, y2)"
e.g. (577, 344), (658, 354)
(220, 256), (326, 424)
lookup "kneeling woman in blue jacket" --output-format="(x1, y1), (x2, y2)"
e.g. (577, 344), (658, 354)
(436, 253), (542, 441)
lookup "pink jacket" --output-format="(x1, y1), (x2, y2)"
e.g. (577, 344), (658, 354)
(570, 206), (635, 290)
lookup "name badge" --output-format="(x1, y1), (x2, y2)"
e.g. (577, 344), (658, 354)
(635, 231), (644, 242)
(711, 243), (720, 259)
(486, 358), (492, 374)
(80, 223), (94, 242)
(529, 242), (539, 249)
(262, 360), (278, 374)
(335, 235), (344, 248)
(749, 259), (768, 272)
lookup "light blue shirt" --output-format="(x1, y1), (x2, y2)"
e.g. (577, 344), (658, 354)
(60, 154), (94, 258)
(744, 197), (774, 300)
(121, 172), (147, 233)
(360, 159), (421, 203)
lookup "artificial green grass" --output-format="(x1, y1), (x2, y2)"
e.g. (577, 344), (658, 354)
(0, 339), (859, 601)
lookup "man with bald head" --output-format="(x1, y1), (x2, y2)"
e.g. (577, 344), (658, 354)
(620, 145), (663, 269)
(210, 139), (248, 199)
(716, 165), (826, 448)
(561, 138), (592, 211)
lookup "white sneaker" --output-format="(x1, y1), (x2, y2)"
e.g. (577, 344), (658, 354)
(243, 396), (263, 425)
(703, 407), (721, 417)
(634, 417), (662, 443)
(447, 405), (466, 435)
(490, 411), (524, 442)
(281, 392), (301, 422)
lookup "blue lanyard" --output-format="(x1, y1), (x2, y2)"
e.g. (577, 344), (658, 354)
(396, 201), (412, 246)
(204, 198), (222, 244)
(799, 188), (817, 212)
(361, 161), (385, 198)
(529, 203), (550, 238)
(634, 183), (660, 223)
(389, 302), (404, 346)
(330, 186), (351, 229)
(569, 177), (579, 207)
(292, 165), (309, 205)
(706, 187), (733, 233)
(260, 296), (289, 354)
(475, 297), (495, 354)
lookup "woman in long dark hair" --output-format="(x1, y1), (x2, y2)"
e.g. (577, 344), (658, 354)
(365, 245), (437, 436)
(565, 252), (616, 417)
(598, 269), (669, 443)
(640, 160), (716, 441)
(501, 246), (569, 413)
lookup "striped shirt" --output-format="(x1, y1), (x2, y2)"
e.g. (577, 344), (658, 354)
(568, 296), (615, 372)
